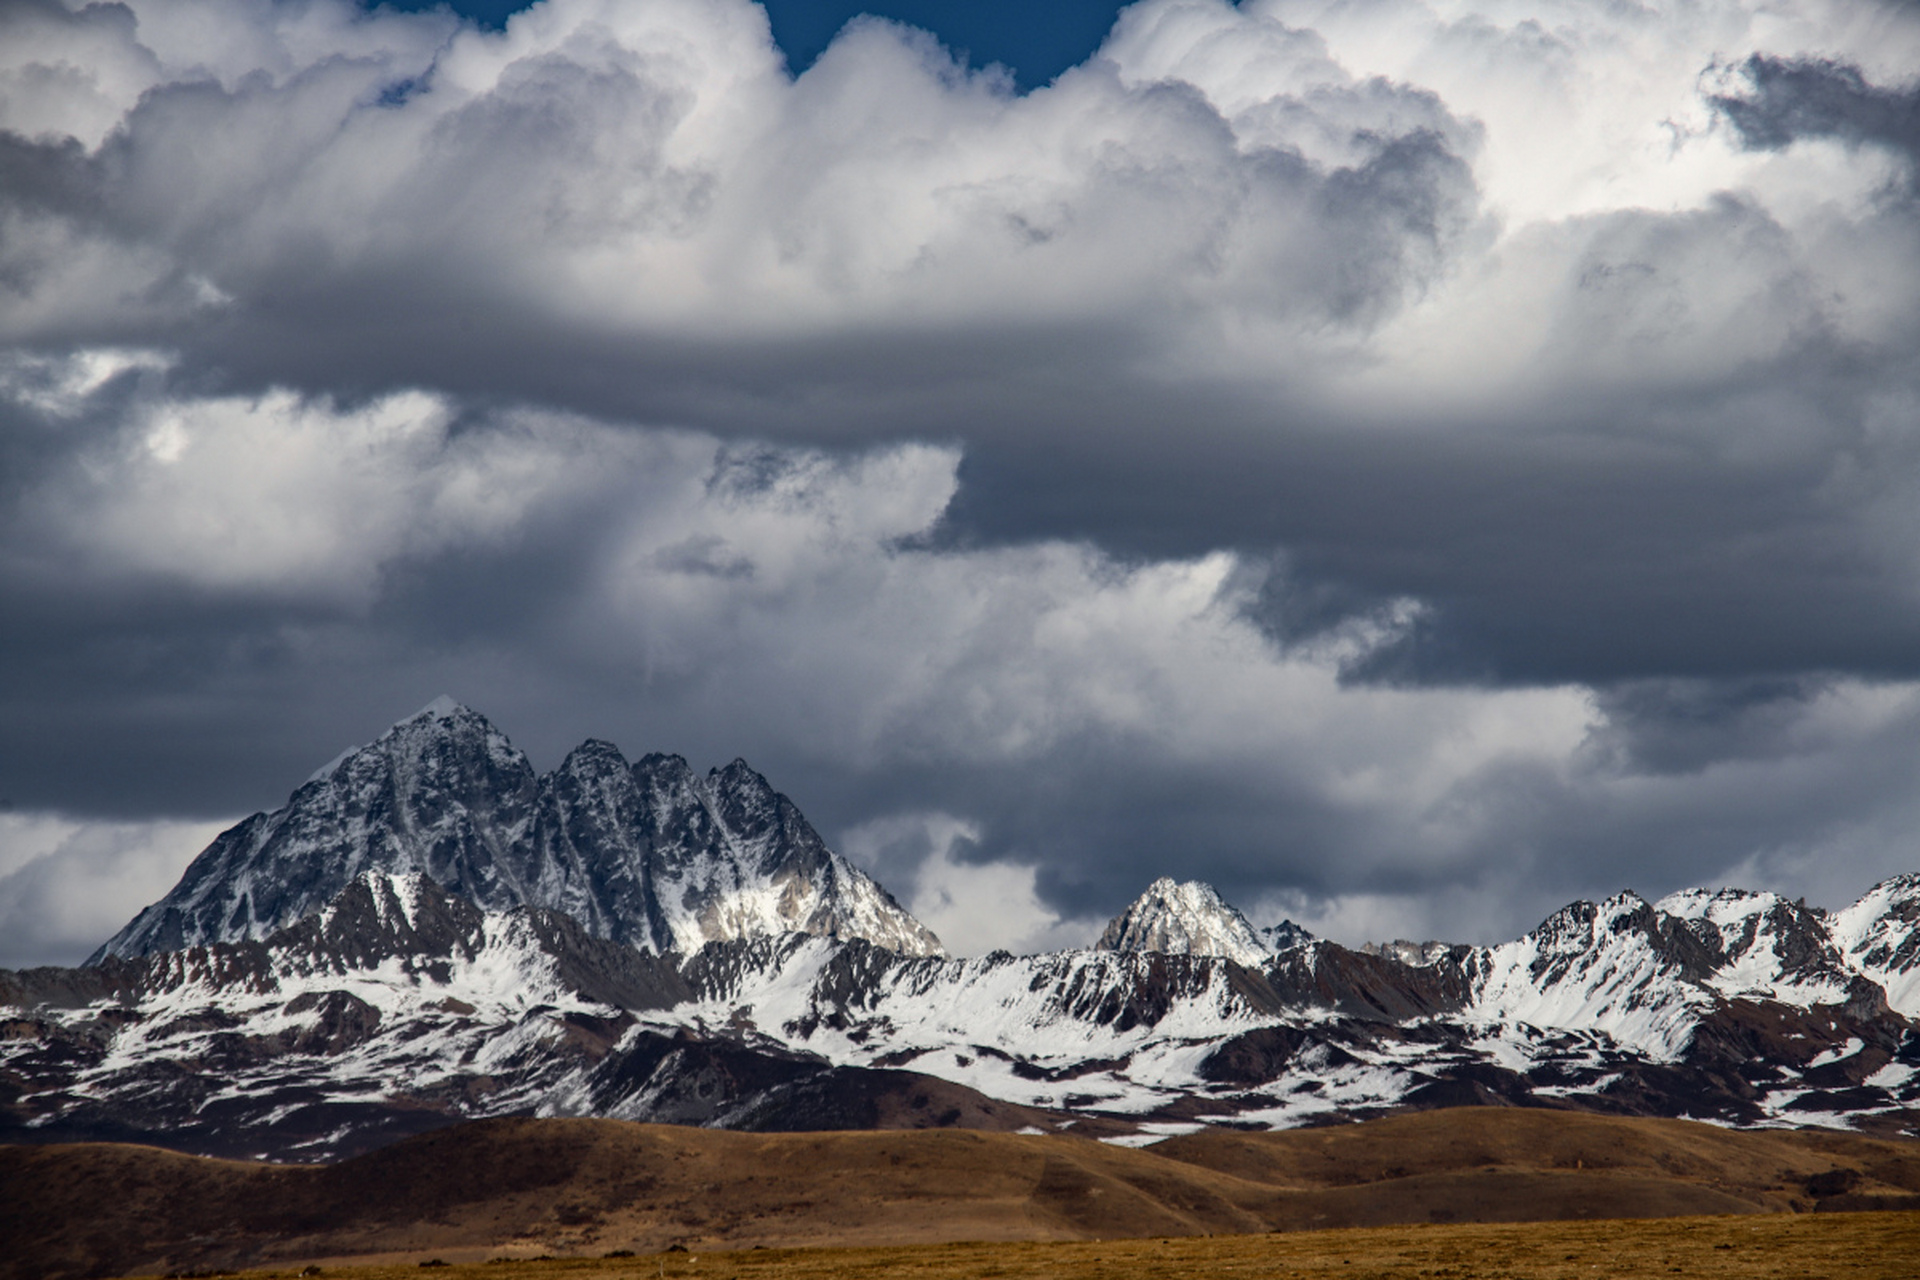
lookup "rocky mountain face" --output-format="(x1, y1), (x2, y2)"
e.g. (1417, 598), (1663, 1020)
(4, 704), (1917, 1162)
(93, 699), (941, 962)
(6, 869), (1916, 1161)
(1095, 878), (1294, 967)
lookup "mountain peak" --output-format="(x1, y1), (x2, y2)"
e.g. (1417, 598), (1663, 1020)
(302, 699), (485, 784)
(1830, 873), (1920, 1015)
(1259, 919), (1316, 953)
(1096, 877), (1271, 966)
(93, 705), (942, 963)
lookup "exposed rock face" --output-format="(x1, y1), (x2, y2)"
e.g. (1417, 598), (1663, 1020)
(92, 700), (941, 962)
(4, 870), (1919, 1162)
(1361, 939), (1455, 966)
(1259, 920), (1316, 953)
(1830, 874), (1920, 1016)
(8, 705), (1916, 1163)
(1096, 877), (1289, 966)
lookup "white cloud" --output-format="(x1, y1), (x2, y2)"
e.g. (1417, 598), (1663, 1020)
(3, 0), (1911, 395)
(0, 0), (161, 148)
(0, 347), (172, 416)
(3, 0), (1920, 963)
(838, 811), (1106, 955)
(5, 367), (644, 604)
(0, 0), (1465, 360)
(584, 429), (1597, 804)
(0, 812), (232, 968)
(6, 344), (1918, 959)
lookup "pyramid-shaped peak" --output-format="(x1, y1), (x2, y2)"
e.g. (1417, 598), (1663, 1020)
(1260, 918), (1316, 954)
(95, 703), (540, 962)
(362, 698), (527, 775)
(382, 697), (506, 738)
(1531, 891), (1657, 939)
(307, 699), (517, 785)
(1096, 877), (1271, 966)
(710, 757), (771, 789)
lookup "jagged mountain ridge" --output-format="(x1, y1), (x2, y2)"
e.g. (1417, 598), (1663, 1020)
(7, 702), (1919, 1161)
(4, 872), (995, 1159)
(6, 868), (1919, 1161)
(93, 699), (941, 962)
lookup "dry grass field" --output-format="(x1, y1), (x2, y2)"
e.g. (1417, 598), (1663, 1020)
(6, 1110), (1918, 1279)
(146, 1212), (1920, 1280)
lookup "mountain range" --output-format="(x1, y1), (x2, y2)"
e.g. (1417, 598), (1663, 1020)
(93, 698), (939, 961)
(3, 700), (1917, 1162)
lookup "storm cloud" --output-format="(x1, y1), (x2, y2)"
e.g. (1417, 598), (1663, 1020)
(4, 0), (1920, 963)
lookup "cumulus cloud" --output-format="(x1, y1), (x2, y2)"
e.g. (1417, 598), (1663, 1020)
(0, 812), (230, 967)
(838, 812), (1106, 954)
(16, 348), (1917, 953)
(4, 0), (1920, 961)
(0, 0), (1492, 367)
(18, 386), (613, 601)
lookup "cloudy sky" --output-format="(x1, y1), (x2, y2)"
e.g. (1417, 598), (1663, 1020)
(4, 0), (1920, 967)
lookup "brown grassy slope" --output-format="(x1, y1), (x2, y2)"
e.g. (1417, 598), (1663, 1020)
(1151, 1107), (1920, 1215)
(4, 1110), (1920, 1279)
(165, 1213), (1920, 1280)
(9, 1123), (1269, 1279)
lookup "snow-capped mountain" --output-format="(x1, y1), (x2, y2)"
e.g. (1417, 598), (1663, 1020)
(1656, 888), (1864, 1008)
(4, 872), (863, 1159)
(1361, 939), (1454, 966)
(1096, 877), (1296, 966)
(93, 699), (941, 962)
(4, 704), (1916, 1162)
(1093, 876), (1312, 963)
(1259, 919), (1317, 954)
(1830, 874), (1920, 1016)
(7, 868), (1916, 1161)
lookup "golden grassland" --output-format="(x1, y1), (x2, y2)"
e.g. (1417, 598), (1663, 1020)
(11, 1112), (1920, 1280)
(187, 1211), (1920, 1280)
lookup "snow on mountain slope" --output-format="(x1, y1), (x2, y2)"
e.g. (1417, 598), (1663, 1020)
(1830, 875), (1920, 1017)
(1460, 884), (1901, 1060)
(1655, 888), (1856, 1008)
(1096, 878), (1277, 966)
(92, 701), (941, 963)
(661, 881), (1919, 1132)
(96, 699), (540, 960)
(8, 870), (1920, 1161)
(1467, 893), (1723, 1060)
(656, 931), (1433, 1130)
(17, 704), (1920, 1160)
(692, 940), (1268, 1075)
(635, 756), (941, 957)
(7, 872), (692, 1158)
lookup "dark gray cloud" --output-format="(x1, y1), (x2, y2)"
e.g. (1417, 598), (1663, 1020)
(5, 0), (1920, 961)
(1712, 54), (1920, 165)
